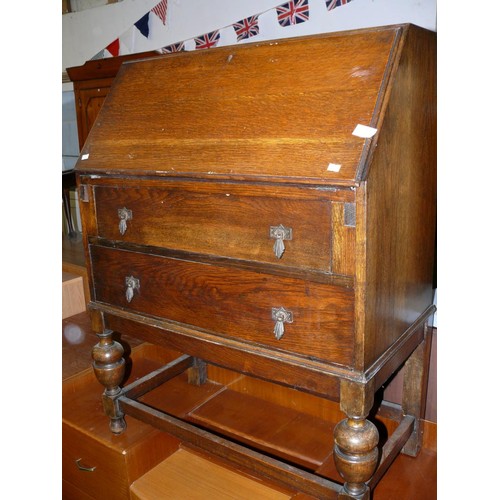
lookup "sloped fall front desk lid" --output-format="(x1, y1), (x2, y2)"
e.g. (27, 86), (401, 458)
(76, 24), (412, 186)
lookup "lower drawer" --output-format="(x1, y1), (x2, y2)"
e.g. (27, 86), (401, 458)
(91, 245), (355, 366)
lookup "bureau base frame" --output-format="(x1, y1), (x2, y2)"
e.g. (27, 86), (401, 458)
(92, 335), (429, 500)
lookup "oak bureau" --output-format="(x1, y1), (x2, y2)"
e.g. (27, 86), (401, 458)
(75, 24), (436, 499)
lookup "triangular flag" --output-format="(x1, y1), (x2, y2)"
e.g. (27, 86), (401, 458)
(106, 38), (120, 57)
(152, 0), (168, 25)
(135, 12), (150, 38)
(90, 49), (105, 60)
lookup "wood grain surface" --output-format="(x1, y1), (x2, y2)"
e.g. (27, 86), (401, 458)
(91, 245), (355, 365)
(130, 448), (292, 500)
(94, 185), (333, 272)
(76, 27), (400, 184)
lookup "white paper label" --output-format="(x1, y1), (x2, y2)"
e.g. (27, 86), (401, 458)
(352, 124), (377, 138)
(81, 153), (89, 160)
(327, 163), (341, 172)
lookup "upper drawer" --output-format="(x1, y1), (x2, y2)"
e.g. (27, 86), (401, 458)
(94, 186), (332, 272)
(90, 245), (354, 367)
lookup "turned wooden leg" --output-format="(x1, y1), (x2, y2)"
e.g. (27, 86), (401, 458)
(334, 380), (379, 499)
(92, 329), (127, 434)
(401, 323), (433, 456)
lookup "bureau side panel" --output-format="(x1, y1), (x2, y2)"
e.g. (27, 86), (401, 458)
(362, 26), (436, 368)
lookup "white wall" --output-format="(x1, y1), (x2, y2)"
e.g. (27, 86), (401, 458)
(63, 0), (436, 71)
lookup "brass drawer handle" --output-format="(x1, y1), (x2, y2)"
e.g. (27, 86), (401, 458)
(272, 307), (293, 340)
(75, 458), (96, 472)
(118, 207), (133, 235)
(270, 224), (292, 259)
(125, 276), (140, 302)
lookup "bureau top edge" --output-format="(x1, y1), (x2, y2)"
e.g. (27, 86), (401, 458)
(76, 169), (361, 189)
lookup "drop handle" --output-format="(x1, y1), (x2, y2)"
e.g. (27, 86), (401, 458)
(118, 207), (133, 235)
(270, 224), (292, 259)
(75, 458), (96, 472)
(272, 307), (293, 340)
(125, 276), (140, 302)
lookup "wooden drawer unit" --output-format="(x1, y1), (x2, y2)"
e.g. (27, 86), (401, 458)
(62, 344), (182, 500)
(76, 24), (436, 499)
(62, 424), (129, 499)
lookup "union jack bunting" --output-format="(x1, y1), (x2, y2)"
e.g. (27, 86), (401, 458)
(152, 0), (168, 25)
(157, 42), (185, 54)
(233, 15), (260, 42)
(276, 0), (309, 27)
(194, 30), (221, 50)
(325, 0), (352, 11)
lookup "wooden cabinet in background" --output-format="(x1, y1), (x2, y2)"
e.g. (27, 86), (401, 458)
(66, 52), (162, 150)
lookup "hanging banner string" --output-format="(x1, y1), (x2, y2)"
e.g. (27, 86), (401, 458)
(95, 0), (354, 59)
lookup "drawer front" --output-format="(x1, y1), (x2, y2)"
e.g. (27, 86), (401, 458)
(62, 423), (129, 500)
(91, 245), (354, 366)
(94, 186), (332, 272)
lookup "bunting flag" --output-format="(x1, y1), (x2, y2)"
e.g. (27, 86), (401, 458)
(91, 49), (105, 60)
(326, 0), (352, 11)
(232, 15), (260, 42)
(152, 0), (168, 25)
(194, 30), (221, 50)
(106, 38), (120, 57)
(276, 0), (309, 27)
(158, 42), (185, 53)
(134, 12), (150, 38)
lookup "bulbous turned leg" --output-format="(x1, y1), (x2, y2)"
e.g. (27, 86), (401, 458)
(334, 379), (379, 499)
(92, 329), (127, 434)
(334, 417), (379, 499)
